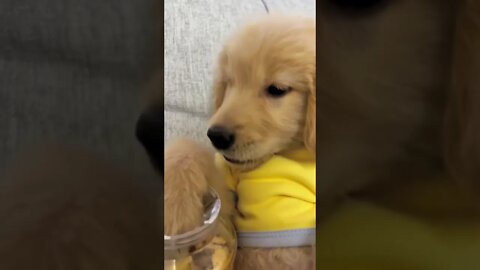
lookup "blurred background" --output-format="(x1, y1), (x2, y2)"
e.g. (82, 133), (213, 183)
(0, 0), (161, 181)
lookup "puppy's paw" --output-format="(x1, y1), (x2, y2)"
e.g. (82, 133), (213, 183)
(164, 139), (216, 235)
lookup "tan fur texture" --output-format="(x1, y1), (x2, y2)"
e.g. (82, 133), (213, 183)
(164, 139), (234, 235)
(0, 144), (162, 270)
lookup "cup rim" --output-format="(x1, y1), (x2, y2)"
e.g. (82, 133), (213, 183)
(164, 187), (221, 250)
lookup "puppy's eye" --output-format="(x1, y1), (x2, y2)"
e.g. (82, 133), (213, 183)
(329, 0), (386, 12)
(266, 85), (290, 98)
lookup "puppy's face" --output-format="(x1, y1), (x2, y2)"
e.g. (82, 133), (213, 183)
(317, 0), (456, 198)
(208, 16), (315, 166)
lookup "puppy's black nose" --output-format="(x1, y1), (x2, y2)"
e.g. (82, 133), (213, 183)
(136, 106), (163, 172)
(207, 126), (235, 150)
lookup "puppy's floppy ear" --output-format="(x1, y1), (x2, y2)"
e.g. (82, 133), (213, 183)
(444, 0), (480, 189)
(304, 71), (316, 154)
(213, 49), (228, 111)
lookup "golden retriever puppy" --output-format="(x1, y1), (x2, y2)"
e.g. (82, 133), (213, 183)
(0, 144), (162, 270)
(207, 14), (315, 270)
(208, 15), (316, 166)
(154, 14), (316, 270)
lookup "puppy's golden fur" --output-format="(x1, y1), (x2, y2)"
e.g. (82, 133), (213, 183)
(210, 15), (316, 163)
(164, 139), (233, 235)
(0, 144), (162, 270)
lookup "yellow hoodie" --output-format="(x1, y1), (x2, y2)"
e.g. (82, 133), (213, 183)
(215, 149), (316, 248)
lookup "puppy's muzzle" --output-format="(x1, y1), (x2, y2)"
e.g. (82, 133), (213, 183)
(136, 106), (163, 172)
(207, 126), (235, 150)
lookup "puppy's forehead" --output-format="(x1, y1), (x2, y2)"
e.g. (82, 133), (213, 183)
(227, 18), (314, 60)
(222, 16), (315, 83)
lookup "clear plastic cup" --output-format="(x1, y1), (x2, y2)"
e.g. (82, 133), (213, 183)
(164, 188), (237, 270)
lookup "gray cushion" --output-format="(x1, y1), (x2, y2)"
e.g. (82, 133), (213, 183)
(264, 0), (316, 17)
(164, 0), (268, 147)
(0, 0), (161, 179)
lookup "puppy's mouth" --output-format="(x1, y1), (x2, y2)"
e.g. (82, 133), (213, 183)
(223, 155), (257, 164)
